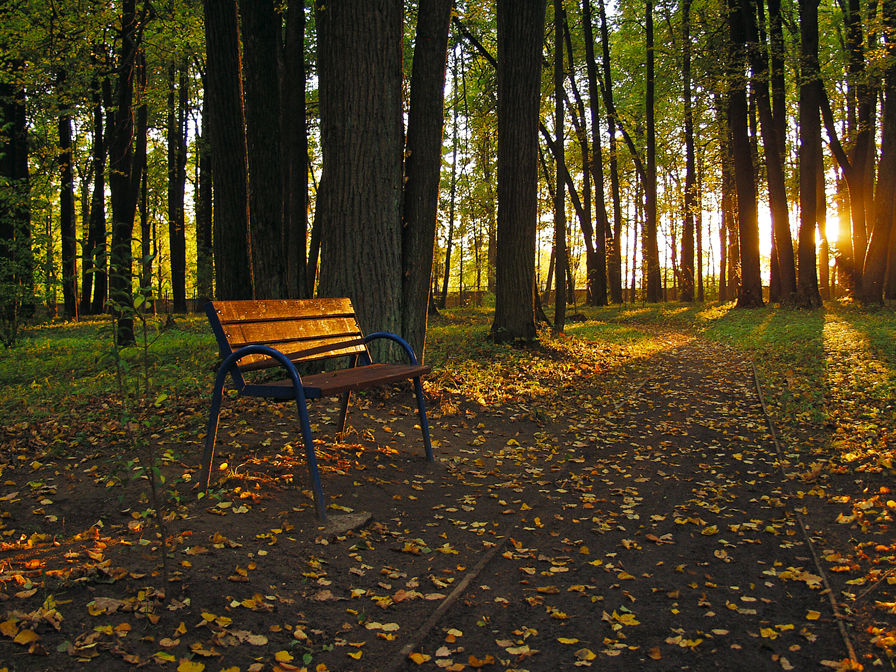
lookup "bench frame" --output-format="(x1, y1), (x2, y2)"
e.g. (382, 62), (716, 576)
(200, 299), (434, 521)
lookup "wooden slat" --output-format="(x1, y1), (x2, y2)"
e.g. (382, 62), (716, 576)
(209, 299), (369, 369)
(215, 298), (355, 323)
(300, 364), (431, 397)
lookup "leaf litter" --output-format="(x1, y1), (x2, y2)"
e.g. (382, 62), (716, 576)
(0, 319), (892, 671)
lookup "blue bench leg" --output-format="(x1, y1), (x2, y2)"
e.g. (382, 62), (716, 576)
(294, 394), (327, 521)
(413, 377), (434, 462)
(199, 367), (230, 491)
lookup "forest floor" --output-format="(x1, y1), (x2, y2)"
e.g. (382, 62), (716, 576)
(0, 312), (894, 671)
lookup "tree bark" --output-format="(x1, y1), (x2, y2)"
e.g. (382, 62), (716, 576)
(195, 89), (213, 308)
(860, 0), (896, 304)
(108, 0), (145, 344)
(797, 0), (823, 307)
(401, 0), (452, 363)
(491, 0), (547, 343)
(680, 0), (696, 302)
(643, 0), (662, 302)
(282, 0), (309, 298)
(727, 0), (764, 307)
(203, 0), (253, 300)
(553, 0), (567, 333)
(581, 0), (609, 306)
(167, 62), (188, 312)
(58, 108), (78, 319)
(241, 0), (286, 299)
(315, 0), (404, 359)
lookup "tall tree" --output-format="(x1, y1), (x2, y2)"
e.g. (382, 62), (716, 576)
(167, 62), (188, 312)
(860, 0), (896, 304)
(581, 0), (610, 306)
(315, 0), (404, 357)
(491, 0), (547, 343)
(203, 0), (253, 300)
(680, 0), (696, 302)
(241, 0), (286, 299)
(553, 0), (567, 332)
(727, 0), (764, 307)
(747, 0), (796, 303)
(282, 0), (309, 298)
(58, 97), (78, 319)
(0, 57), (32, 334)
(797, 0), (822, 307)
(108, 0), (147, 344)
(598, 0), (624, 303)
(81, 77), (107, 315)
(401, 0), (453, 362)
(643, 0), (661, 302)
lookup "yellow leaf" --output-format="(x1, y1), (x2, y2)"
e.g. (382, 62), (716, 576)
(347, 650), (363, 660)
(13, 629), (39, 645)
(701, 525), (719, 536)
(275, 651), (294, 662)
(409, 652), (430, 664)
(0, 620), (18, 637)
(806, 610), (821, 621)
(557, 637), (580, 644)
(575, 648), (597, 661)
(177, 660), (205, 672)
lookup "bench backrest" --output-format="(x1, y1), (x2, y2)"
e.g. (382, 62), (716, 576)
(206, 299), (371, 379)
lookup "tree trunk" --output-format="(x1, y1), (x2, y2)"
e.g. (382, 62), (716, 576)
(167, 62), (188, 312)
(315, 0), (404, 359)
(727, 0), (764, 307)
(582, 0), (609, 306)
(241, 0), (286, 300)
(203, 0), (253, 300)
(797, 0), (823, 307)
(401, 0), (452, 363)
(195, 93), (213, 308)
(490, 0), (546, 343)
(58, 109), (78, 319)
(747, 0), (796, 302)
(643, 0), (662, 302)
(860, 0), (896, 304)
(680, 0), (696, 302)
(108, 0), (144, 344)
(282, 0), (309, 298)
(553, 0), (567, 333)
(598, 0), (624, 303)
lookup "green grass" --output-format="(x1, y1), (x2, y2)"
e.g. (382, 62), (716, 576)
(3, 300), (894, 472)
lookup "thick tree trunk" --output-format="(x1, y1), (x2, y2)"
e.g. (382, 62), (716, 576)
(282, 0), (309, 298)
(797, 0), (823, 307)
(81, 80), (105, 315)
(491, 0), (547, 343)
(860, 0), (896, 304)
(727, 0), (764, 307)
(108, 0), (144, 344)
(203, 0), (253, 300)
(316, 0), (404, 359)
(195, 100), (213, 308)
(167, 62), (188, 312)
(747, 0), (797, 302)
(241, 0), (286, 300)
(401, 0), (452, 363)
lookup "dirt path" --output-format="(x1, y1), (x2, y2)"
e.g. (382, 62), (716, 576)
(387, 337), (853, 671)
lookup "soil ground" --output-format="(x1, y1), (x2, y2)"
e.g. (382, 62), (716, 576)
(0, 330), (892, 671)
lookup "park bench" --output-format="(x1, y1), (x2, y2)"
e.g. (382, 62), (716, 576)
(200, 298), (434, 521)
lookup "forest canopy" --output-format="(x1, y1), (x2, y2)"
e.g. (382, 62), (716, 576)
(1, 0), (895, 351)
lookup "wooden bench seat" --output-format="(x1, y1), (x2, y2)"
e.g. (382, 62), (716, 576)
(200, 298), (434, 521)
